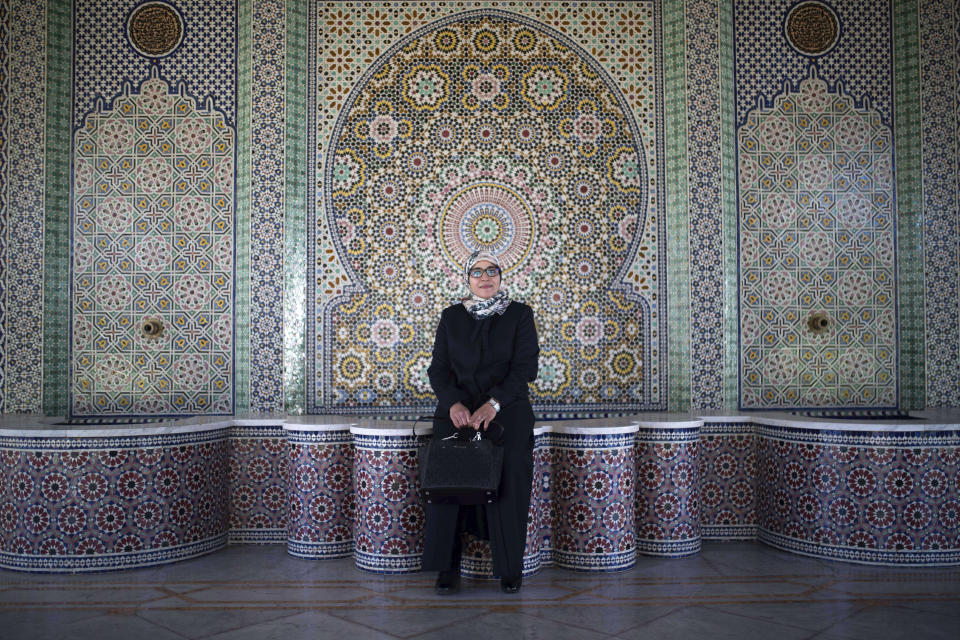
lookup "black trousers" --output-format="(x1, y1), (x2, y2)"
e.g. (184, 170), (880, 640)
(421, 403), (534, 578)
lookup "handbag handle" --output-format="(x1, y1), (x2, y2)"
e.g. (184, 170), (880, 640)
(412, 415), (504, 445)
(412, 415), (436, 439)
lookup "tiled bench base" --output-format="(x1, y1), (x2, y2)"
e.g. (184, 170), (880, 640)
(2, 415), (958, 572)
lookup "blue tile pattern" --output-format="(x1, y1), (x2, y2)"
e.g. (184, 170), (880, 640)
(686, 0), (725, 409)
(921, 0), (960, 407)
(74, 0), (236, 127)
(249, 0), (285, 412)
(735, 0), (893, 126)
(3, 0), (46, 413)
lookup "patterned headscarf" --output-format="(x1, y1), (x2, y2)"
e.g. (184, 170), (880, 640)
(462, 250), (512, 319)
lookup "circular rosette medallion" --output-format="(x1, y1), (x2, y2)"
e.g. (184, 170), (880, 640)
(440, 182), (534, 274)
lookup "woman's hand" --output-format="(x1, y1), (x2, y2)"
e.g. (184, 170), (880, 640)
(449, 402), (471, 428)
(468, 403), (497, 431)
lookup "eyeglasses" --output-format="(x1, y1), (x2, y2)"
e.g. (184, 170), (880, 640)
(469, 266), (501, 279)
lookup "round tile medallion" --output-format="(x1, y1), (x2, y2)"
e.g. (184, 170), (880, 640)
(128, 2), (184, 57)
(785, 2), (839, 56)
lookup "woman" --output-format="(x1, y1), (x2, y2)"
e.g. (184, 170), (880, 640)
(423, 250), (539, 594)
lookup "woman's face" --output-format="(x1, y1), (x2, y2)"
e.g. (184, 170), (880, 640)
(468, 260), (501, 299)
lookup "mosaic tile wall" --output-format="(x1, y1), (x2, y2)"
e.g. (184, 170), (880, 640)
(309, 2), (667, 414)
(735, 1), (900, 409)
(0, 0), (47, 413)
(69, 0), (237, 416)
(684, 0), (727, 409)
(0, 1), (957, 416)
(920, 0), (960, 407)
(737, 74), (898, 407)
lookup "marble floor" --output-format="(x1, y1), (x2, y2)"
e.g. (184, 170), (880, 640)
(1, 541), (958, 640)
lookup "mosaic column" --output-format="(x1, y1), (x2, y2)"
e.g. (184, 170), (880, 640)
(460, 427), (549, 579)
(635, 422), (702, 557)
(227, 424), (289, 543)
(283, 424), (354, 559)
(699, 419), (759, 539)
(525, 430), (550, 574)
(550, 426), (639, 570)
(351, 424), (425, 573)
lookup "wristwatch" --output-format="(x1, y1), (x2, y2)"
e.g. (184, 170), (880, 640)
(487, 397), (501, 413)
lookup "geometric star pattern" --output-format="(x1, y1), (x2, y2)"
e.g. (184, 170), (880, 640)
(0, 0), (47, 413)
(734, 0), (894, 126)
(74, 0), (236, 128)
(309, 6), (666, 413)
(919, 0), (960, 407)
(738, 72), (897, 408)
(0, 1), (955, 417)
(71, 72), (235, 415)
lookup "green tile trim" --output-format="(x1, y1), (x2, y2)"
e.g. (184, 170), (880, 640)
(284, 0), (307, 414)
(664, 0), (690, 412)
(893, 0), (924, 409)
(720, 0), (738, 410)
(235, 0), (252, 413)
(42, 0), (72, 416)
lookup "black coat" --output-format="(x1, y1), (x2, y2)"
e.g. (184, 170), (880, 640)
(427, 301), (540, 415)
(422, 300), (540, 577)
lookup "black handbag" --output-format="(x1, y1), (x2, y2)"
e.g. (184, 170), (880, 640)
(416, 417), (504, 505)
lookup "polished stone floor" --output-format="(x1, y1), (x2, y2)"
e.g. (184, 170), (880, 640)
(1, 542), (958, 640)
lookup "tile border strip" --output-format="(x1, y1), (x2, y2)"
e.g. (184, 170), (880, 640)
(5, 0), (48, 412)
(283, 0), (307, 415)
(665, 0), (690, 411)
(920, 0), (959, 406)
(686, 0), (725, 409)
(0, 534), (228, 573)
(720, 0), (739, 409)
(42, 0), (69, 416)
(235, 0), (252, 413)
(894, 0), (924, 409)
(248, 0), (288, 412)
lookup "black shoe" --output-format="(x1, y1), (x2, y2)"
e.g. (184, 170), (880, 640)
(500, 575), (522, 594)
(435, 570), (460, 595)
